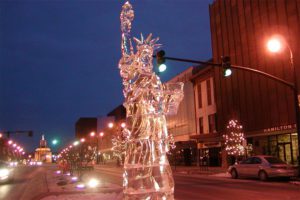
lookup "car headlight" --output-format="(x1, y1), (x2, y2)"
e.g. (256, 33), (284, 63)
(0, 168), (10, 178)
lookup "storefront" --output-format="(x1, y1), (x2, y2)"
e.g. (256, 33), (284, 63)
(247, 124), (298, 165)
(191, 134), (222, 167)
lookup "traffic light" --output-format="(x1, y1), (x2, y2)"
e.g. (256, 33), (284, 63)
(221, 56), (232, 77)
(52, 139), (58, 145)
(156, 50), (166, 72)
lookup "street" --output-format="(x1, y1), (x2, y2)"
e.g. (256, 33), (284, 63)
(0, 165), (50, 200)
(94, 166), (300, 200)
(0, 164), (299, 200)
(174, 174), (300, 200)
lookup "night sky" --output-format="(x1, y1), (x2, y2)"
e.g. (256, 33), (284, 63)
(0, 0), (212, 152)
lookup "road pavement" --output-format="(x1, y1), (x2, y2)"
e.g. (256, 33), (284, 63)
(95, 166), (300, 200)
(1, 164), (299, 200)
(0, 164), (51, 200)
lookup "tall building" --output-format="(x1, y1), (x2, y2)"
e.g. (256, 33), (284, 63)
(75, 117), (97, 140)
(190, 65), (221, 166)
(208, 0), (299, 165)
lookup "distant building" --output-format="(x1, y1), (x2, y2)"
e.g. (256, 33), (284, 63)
(97, 115), (116, 153)
(35, 135), (52, 163)
(75, 117), (97, 143)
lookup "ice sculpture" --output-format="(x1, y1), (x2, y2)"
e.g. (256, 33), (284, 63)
(119, 2), (184, 199)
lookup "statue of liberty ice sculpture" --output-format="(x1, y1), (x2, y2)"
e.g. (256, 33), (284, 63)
(118, 2), (184, 199)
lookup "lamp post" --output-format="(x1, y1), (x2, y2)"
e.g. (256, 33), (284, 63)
(99, 132), (104, 164)
(109, 121), (126, 166)
(90, 131), (99, 164)
(267, 37), (300, 175)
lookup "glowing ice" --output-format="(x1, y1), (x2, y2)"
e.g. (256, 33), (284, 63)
(118, 2), (184, 199)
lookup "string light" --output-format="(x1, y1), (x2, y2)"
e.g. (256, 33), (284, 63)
(223, 119), (245, 156)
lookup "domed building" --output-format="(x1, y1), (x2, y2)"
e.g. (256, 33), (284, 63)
(35, 135), (52, 163)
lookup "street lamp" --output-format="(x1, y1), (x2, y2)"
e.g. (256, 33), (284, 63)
(90, 131), (99, 164)
(267, 36), (300, 175)
(108, 122), (114, 129)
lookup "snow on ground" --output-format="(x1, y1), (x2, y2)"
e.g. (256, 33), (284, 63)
(41, 192), (123, 200)
(42, 167), (122, 200)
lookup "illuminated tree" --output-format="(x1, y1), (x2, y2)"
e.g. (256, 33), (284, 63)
(223, 119), (245, 158)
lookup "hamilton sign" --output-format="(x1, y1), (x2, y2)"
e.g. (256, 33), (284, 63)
(263, 124), (296, 133)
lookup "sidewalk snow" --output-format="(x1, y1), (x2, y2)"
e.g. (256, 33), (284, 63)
(41, 192), (122, 200)
(38, 166), (122, 200)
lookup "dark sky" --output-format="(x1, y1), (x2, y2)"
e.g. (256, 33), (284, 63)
(0, 0), (212, 152)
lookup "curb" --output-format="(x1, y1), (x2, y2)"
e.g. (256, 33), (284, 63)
(289, 181), (300, 186)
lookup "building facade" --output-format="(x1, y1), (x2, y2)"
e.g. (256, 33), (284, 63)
(75, 117), (97, 144)
(190, 66), (221, 166)
(35, 135), (52, 163)
(209, 0), (300, 165)
(165, 67), (198, 166)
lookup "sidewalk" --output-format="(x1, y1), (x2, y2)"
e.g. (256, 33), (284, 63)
(171, 165), (227, 176)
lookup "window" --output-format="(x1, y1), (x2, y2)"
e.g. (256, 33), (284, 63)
(241, 158), (252, 164)
(197, 84), (202, 108)
(206, 79), (212, 105)
(208, 114), (216, 133)
(252, 157), (262, 164)
(199, 117), (204, 134)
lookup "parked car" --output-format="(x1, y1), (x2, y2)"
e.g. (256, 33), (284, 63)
(0, 161), (14, 183)
(228, 155), (296, 181)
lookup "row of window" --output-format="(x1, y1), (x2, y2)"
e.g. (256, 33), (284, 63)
(199, 114), (216, 134)
(197, 79), (212, 108)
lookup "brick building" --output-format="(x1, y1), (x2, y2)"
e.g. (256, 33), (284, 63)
(206, 0), (300, 165)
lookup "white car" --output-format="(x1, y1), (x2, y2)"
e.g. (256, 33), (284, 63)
(228, 155), (296, 181)
(0, 161), (14, 183)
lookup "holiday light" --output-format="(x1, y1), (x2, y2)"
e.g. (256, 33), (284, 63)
(223, 119), (245, 156)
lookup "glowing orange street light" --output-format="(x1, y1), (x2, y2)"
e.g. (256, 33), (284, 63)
(0, 133), (2, 138)
(80, 138), (85, 143)
(99, 132), (104, 137)
(90, 132), (95, 137)
(8, 140), (13, 145)
(267, 38), (282, 53)
(121, 122), (126, 128)
(108, 122), (114, 128)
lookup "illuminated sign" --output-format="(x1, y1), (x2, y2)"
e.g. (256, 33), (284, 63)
(263, 124), (296, 133)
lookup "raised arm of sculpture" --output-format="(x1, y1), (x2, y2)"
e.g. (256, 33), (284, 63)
(120, 1), (134, 56)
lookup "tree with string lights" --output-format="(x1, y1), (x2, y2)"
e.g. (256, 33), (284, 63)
(223, 119), (245, 164)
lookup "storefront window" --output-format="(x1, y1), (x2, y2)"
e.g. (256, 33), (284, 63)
(267, 134), (297, 165)
(277, 134), (290, 143)
(269, 136), (278, 157)
(292, 133), (298, 164)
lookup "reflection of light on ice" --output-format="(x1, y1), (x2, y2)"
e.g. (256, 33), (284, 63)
(160, 165), (164, 173)
(160, 155), (166, 164)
